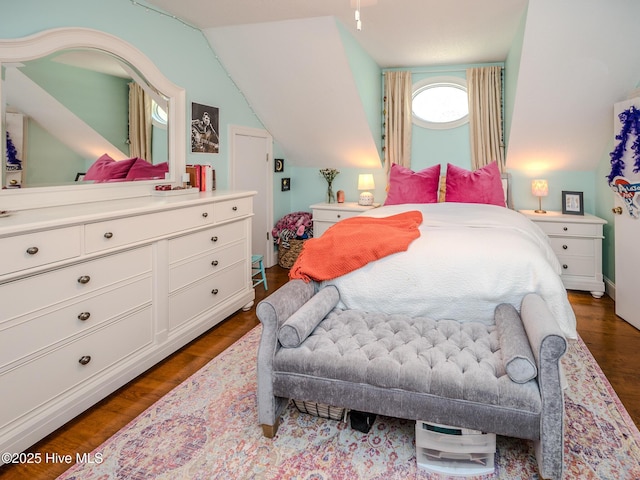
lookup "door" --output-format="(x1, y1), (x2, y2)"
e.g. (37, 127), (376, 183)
(612, 98), (640, 329)
(230, 126), (274, 267)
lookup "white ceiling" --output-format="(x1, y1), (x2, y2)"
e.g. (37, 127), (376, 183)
(147, 0), (528, 68)
(148, 0), (640, 174)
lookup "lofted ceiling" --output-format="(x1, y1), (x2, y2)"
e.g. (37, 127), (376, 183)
(148, 0), (640, 173)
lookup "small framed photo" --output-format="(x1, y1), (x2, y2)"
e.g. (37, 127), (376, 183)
(275, 158), (284, 173)
(281, 177), (290, 191)
(562, 191), (584, 215)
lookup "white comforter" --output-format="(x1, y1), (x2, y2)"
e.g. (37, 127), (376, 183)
(320, 203), (577, 339)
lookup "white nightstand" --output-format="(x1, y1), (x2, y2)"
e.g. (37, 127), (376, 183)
(310, 202), (378, 237)
(520, 210), (607, 298)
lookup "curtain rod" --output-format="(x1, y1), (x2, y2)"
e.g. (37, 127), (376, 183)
(382, 64), (504, 75)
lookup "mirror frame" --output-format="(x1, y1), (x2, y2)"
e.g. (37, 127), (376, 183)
(0, 27), (186, 210)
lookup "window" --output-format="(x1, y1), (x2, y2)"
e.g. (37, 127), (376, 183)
(412, 76), (469, 130)
(152, 101), (168, 127)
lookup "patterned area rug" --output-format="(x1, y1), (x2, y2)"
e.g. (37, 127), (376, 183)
(58, 327), (640, 479)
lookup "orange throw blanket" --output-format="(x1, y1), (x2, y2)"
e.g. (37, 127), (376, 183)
(289, 210), (423, 282)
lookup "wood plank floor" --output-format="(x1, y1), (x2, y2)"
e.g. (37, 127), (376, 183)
(1, 266), (638, 480)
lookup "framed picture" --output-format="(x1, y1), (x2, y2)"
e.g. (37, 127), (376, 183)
(75, 173), (86, 182)
(281, 178), (290, 191)
(191, 103), (219, 153)
(275, 158), (284, 173)
(562, 191), (584, 215)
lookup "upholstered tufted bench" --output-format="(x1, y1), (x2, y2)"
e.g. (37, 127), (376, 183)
(256, 280), (567, 480)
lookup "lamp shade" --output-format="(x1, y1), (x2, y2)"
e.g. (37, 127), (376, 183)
(358, 174), (375, 190)
(531, 179), (548, 197)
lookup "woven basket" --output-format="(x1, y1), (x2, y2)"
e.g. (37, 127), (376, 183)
(278, 239), (305, 269)
(293, 399), (348, 422)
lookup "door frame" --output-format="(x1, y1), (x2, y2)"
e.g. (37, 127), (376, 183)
(229, 125), (275, 268)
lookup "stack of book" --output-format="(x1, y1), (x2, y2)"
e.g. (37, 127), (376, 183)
(186, 164), (215, 191)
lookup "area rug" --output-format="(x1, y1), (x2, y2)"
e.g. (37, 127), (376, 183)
(58, 327), (640, 480)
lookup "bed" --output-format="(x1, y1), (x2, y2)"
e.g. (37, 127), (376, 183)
(290, 161), (577, 339)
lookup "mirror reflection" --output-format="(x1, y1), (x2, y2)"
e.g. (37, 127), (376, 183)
(3, 48), (169, 189)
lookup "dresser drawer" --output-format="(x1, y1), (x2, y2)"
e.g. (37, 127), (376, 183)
(549, 237), (594, 257)
(0, 307), (153, 430)
(168, 222), (245, 263)
(536, 221), (599, 237)
(0, 226), (81, 276)
(558, 255), (595, 277)
(213, 197), (252, 223)
(0, 246), (151, 321)
(312, 208), (362, 223)
(170, 241), (246, 292)
(85, 205), (213, 253)
(0, 276), (151, 368)
(169, 261), (246, 331)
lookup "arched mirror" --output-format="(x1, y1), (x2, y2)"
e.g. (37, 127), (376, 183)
(0, 28), (185, 210)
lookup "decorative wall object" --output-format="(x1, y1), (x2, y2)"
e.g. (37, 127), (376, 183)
(275, 158), (284, 172)
(281, 178), (290, 191)
(191, 103), (219, 153)
(609, 104), (640, 217)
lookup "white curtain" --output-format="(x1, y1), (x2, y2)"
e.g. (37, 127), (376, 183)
(467, 66), (505, 172)
(128, 82), (152, 161)
(384, 71), (412, 174)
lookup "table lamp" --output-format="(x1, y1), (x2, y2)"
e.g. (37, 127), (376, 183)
(358, 174), (375, 206)
(531, 179), (548, 213)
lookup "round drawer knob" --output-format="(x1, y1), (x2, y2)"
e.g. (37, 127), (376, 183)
(26, 246), (39, 255)
(563, 264), (568, 269)
(211, 236), (218, 242)
(77, 312), (91, 321)
(211, 260), (219, 266)
(563, 227), (568, 231)
(77, 275), (91, 284)
(337, 214), (341, 219)
(562, 245), (568, 250)
(202, 212), (209, 218)
(211, 288), (219, 295)
(232, 206), (238, 211)
(78, 355), (92, 366)
(104, 232), (113, 239)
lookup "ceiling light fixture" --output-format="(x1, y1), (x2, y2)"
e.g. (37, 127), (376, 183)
(355, 0), (362, 31)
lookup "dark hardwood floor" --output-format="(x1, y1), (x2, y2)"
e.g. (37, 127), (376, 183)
(1, 266), (638, 480)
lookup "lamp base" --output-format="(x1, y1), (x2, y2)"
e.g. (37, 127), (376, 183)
(359, 191), (374, 206)
(534, 209), (547, 214)
(534, 197), (546, 214)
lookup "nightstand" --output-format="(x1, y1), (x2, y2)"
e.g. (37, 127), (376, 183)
(310, 202), (378, 237)
(520, 210), (607, 298)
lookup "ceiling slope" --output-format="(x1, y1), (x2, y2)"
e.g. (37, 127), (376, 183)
(506, 0), (640, 173)
(204, 16), (381, 169)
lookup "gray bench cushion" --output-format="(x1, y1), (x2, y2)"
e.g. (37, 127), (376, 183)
(274, 309), (542, 413)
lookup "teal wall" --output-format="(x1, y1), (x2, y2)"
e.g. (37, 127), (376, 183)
(1, 0), (264, 190)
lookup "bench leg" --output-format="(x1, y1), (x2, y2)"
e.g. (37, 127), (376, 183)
(261, 419), (280, 438)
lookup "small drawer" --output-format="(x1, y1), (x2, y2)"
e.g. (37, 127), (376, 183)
(0, 246), (151, 322)
(85, 205), (213, 253)
(213, 197), (252, 223)
(168, 222), (245, 263)
(0, 226), (81, 276)
(312, 208), (362, 223)
(0, 307), (153, 431)
(169, 261), (246, 331)
(170, 241), (246, 292)
(536, 221), (599, 237)
(558, 255), (595, 277)
(549, 237), (594, 257)
(0, 276), (152, 368)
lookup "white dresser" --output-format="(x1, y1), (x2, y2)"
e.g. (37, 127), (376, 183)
(520, 210), (607, 298)
(310, 202), (378, 237)
(0, 191), (255, 458)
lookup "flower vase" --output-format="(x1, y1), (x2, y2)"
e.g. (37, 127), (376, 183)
(326, 181), (335, 203)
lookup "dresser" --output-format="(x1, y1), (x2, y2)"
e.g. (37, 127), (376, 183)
(0, 191), (255, 458)
(310, 202), (378, 237)
(520, 210), (607, 298)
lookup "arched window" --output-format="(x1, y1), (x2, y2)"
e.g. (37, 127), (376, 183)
(412, 76), (468, 130)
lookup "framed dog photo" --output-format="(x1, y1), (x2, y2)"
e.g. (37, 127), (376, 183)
(562, 191), (584, 215)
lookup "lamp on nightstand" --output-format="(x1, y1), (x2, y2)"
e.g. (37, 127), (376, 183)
(358, 174), (375, 206)
(531, 179), (548, 213)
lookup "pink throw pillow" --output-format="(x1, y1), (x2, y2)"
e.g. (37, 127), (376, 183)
(125, 158), (169, 180)
(444, 161), (506, 207)
(384, 163), (441, 205)
(84, 154), (136, 182)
